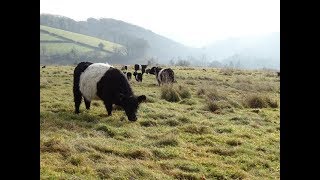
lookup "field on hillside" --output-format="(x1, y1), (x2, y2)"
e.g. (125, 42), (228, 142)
(41, 25), (123, 52)
(40, 65), (280, 179)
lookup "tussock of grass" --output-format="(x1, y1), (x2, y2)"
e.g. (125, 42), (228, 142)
(41, 138), (71, 157)
(69, 155), (84, 166)
(243, 94), (278, 108)
(197, 88), (206, 96)
(124, 149), (152, 159)
(226, 139), (243, 146)
(178, 116), (191, 123)
(177, 85), (191, 99)
(152, 148), (179, 159)
(155, 135), (179, 147)
(230, 116), (250, 125)
(215, 128), (233, 134)
(179, 99), (196, 105)
(183, 124), (212, 134)
(175, 163), (200, 172)
(163, 119), (180, 126)
(96, 125), (116, 137)
(207, 147), (236, 156)
(140, 120), (157, 127)
(160, 85), (181, 102)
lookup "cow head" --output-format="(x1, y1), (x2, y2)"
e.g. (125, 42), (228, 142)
(119, 94), (146, 121)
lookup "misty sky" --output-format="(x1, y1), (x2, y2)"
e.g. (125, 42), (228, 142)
(40, 0), (280, 48)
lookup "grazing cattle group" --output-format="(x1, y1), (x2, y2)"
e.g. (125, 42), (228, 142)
(73, 61), (175, 121)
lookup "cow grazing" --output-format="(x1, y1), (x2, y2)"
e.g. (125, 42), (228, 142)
(133, 71), (143, 82)
(42, 66), (46, 68)
(121, 65), (128, 71)
(73, 62), (146, 121)
(127, 72), (132, 80)
(134, 64), (148, 74)
(149, 67), (175, 86)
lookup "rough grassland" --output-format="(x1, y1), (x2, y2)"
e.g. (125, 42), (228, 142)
(40, 25), (123, 52)
(40, 65), (280, 179)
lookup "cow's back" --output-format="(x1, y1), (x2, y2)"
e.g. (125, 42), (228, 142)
(79, 63), (111, 101)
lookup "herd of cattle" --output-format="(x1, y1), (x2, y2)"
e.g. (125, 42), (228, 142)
(72, 62), (175, 121)
(121, 64), (175, 85)
(42, 61), (280, 121)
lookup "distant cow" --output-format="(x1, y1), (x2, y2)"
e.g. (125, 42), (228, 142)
(133, 71), (143, 82)
(134, 64), (148, 74)
(277, 72), (280, 77)
(42, 66), (46, 68)
(73, 62), (146, 121)
(127, 72), (132, 80)
(121, 65), (128, 71)
(149, 67), (175, 86)
(145, 68), (150, 74)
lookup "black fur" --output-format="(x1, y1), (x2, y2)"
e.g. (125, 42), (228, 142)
(277, 72), (280, 77)
(134, 64), (148, 74)
(73, 62), (146, 121)
(127, 72), (132, 80)
(133, 71), (143, 82)
(73, 62), (93, 114)
(149, 67), (175, 86)
(145, 68), (150, 74)
(149, 67), (157, 75)
(42, 66), (46, 68)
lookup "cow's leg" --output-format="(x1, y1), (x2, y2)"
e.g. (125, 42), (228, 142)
(104, 102), (113, 116)
(84, 97), (91, 110)
(74, 92), (82, 114)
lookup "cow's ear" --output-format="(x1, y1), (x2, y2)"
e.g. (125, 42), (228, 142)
(137, 95), (146, 104)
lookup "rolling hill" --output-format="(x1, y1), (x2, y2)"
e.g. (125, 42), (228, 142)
(40, 14), (280, 69)
(40, 14), (200, 64)
(40, 25), (126, 65)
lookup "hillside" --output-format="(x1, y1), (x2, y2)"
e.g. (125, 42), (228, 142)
(40, 14), (200, 63)
(40, 25), (126, 65)
(40, 14), (280, 69)
(40, 65), (280, 179)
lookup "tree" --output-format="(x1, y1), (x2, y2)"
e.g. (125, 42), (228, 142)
(176, 59), (190, 66)
(98, 42), (105, 50)
(235, 60), (241, 69)
(69, 48), (79, 65)
(229, 61), (234, 68)
(146, 57), (158, 66)
(169, 58), (175, 66)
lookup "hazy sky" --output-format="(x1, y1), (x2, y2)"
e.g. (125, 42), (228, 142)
(40, 0), (280, 48)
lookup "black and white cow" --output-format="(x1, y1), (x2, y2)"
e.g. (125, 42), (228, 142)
(73, 62), (146, 121)
(134, 64), (148, 74)
(42, 65), (46, 68)
(133, 71), (143, 82)
(127, 72), (132, 80)
(149, 67), (175, 86)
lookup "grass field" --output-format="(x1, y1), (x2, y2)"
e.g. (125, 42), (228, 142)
(41, 32), (65, 41)
(40, 43), (95, 56)
(40, 25), (123, 52)
(40, 65), (280, 179)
